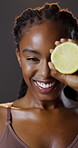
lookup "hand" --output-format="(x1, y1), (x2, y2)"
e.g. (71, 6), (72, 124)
(54, 38), (78, 46)
(48, 38), (78, 92)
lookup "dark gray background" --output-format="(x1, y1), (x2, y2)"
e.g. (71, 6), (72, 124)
(0, 0), (78, 103)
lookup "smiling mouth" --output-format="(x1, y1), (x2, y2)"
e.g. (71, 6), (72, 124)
(35, 81), (56, 88)
(34, 80), (59, 93)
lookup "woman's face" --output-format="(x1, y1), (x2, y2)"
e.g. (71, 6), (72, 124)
(17, 20), (66, 101)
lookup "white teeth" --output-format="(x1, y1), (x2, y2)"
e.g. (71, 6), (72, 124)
(35, 81), (56, 88)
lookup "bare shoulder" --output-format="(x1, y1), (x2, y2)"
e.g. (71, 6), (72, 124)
(0, 102), (13, 136)
(0, 102), (13, 108)
(0, 102), (13, 117)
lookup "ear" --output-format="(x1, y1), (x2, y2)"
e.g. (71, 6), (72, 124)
(16, 48), (22, 67)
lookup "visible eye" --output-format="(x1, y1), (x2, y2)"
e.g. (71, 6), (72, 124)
(27, 57), (39, 62)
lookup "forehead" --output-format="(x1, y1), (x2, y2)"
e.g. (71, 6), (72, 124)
(19, 20), (66, 50)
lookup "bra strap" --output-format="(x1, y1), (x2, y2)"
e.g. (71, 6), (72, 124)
(6, 107), (12, 126)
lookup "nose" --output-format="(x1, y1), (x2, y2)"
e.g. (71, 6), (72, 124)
(38, 60), (50, 79)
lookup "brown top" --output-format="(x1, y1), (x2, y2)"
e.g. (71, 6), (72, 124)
(0, 107), (78, 148)
(0, 107), (30, 148)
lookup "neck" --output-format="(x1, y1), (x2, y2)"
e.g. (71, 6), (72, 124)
(40, 98), (64, 110)
(21, 89), (64, 110)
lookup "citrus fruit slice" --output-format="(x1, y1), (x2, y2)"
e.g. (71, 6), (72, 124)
(51, 42), (78, 74)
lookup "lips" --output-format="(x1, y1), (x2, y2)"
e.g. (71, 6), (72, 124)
(36, 81), (56, 88)
(34, 80), (59, 93)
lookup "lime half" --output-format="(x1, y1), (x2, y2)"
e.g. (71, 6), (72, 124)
(51, 42), (78, 74)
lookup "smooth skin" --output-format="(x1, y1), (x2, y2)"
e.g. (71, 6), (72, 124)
(0, 21), (78, 148)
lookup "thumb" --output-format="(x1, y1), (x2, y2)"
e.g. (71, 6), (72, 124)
(48, 62), (55, 70)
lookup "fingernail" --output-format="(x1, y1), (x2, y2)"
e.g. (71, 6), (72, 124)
(50, 49), (53, 52)
(55, 41), (59, 45)
(48, 62), (54, 69)
(60, 38), (65, 42)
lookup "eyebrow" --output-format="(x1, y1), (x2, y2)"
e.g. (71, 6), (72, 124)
(23, 48), (41, 55)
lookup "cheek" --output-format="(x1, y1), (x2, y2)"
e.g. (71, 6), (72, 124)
(21, 59), (37, 81)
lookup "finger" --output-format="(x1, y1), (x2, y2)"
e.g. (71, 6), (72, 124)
(55, 38), (67, 46)
(60, 38), (67, 42)
(48, 62), (62, 80)
(55, 41), (60, 46)
(48, 62), (55, 70)
(48, 61), (69, 85)
(50, 69), (67, 84)
(50, 69), (78, 90)
(50, 49), (53, 53)
(68, 39), (77, 44)
(48, 62), (78, 91)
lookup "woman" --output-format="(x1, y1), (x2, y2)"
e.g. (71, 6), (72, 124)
(0, 3), (78, 148)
